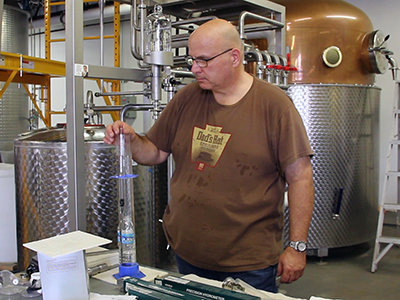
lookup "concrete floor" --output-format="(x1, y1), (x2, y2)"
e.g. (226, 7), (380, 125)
(281, 226), (400, 300)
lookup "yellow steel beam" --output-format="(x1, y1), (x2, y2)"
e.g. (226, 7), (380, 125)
(45, 0), (51, 60)
(0, 52), (65, 76)
(0, 70), (17, 99)
(0, 70), (50, 86)
(50, 35), (115, 43)
(50, 0), (97, 6)
(22, 84), (51, 128)
(114, 2), (121, 105)
(43, 78), (51, 125)
(49, 111), (66, 115)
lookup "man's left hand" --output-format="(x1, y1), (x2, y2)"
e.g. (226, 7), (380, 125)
(277, 246), (306, 283)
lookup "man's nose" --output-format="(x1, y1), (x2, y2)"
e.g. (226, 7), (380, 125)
(190, 60), (202, 73)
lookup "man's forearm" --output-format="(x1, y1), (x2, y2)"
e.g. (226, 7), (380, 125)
(287, 177), (314, 241)
(285, 156), (315, 241)
(131, 134), (169, 166)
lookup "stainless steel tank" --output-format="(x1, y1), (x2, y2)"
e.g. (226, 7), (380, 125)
(285, 84), (380, 255)
(272, 0), (381, 255)
(0, 5), (30, 163)
(14, 126), (172, 271)
(133, 162), (174, 270)
(14, 126), (119, 270)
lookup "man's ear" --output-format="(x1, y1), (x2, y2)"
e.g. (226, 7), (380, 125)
(231, 48), (242, 67)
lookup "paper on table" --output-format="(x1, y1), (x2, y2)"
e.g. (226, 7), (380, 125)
(23, 231), (111, 258)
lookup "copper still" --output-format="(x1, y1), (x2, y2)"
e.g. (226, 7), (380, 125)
(267, 0), (384, 255)
(273, 0), (386, 85)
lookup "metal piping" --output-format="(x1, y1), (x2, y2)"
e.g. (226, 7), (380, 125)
(99, 0), (104, 66)
(151, 65), (162, 119)
(261, 50), (273, 83)
(238, 11), (284, 41)
(172, 16), (217, 28)
(387, 55), (399, 81)
(92, 103), (165, 113)
(244, 43), (264, 79)
(99, 0), (105, 90)
(164, 66), (195, 78)
(119, 103), (166, 122)
(94, 90), (150, 97)
(139, 0), (146, 60)
(130, 0), (142, 60)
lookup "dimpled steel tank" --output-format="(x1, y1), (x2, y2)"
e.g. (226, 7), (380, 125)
(0, 5), (30, 163)
(14, 127), (119, 270)
(274, 0), (380, 255)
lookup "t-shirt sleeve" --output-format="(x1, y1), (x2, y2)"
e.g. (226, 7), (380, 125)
(146, 100), (177, 153)
(277, 104), (314, 173)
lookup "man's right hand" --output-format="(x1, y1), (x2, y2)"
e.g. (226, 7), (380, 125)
(103, 120), (169, 166)
(103, 120), (136, 146)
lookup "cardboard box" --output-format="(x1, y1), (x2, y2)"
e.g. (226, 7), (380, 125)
(24, 230), (111, 300)
(154, 275), (261, 300)
(125, 277), (209, 300)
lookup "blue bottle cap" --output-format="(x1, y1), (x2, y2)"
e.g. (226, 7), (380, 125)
(113, 262), (145, 279)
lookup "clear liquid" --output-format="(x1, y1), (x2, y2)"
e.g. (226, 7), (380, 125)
(118, 219), (136, 264)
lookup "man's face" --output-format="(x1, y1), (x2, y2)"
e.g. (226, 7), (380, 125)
(188, 39), (232, 91)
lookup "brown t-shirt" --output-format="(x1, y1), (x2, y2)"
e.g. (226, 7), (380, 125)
(146, 77), (313, 272)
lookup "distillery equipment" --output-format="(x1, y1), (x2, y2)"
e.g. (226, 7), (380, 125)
(273, 0), (387, 256)
(11, 0), (396, 274)
(14, 126), (119, 270)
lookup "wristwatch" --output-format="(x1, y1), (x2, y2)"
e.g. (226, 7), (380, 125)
(289, 240), (308, 253)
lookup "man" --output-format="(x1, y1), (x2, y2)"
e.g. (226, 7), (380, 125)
(104, 18), (314, 292)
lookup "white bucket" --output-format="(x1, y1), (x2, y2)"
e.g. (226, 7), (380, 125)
(0, 163), (17, 263)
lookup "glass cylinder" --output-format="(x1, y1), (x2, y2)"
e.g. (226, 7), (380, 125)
(144, 4), (172, 55)
(116, 131), (136, 266)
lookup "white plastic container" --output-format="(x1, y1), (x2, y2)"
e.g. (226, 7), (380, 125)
(0, 163), (17, 263)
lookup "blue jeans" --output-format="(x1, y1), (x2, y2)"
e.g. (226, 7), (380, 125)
(175, 255), (278, 293)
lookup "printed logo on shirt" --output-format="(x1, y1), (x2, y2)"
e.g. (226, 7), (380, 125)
(191, 124), (231, 171)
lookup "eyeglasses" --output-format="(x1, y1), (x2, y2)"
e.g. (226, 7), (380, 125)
(185, 48), (233, 68)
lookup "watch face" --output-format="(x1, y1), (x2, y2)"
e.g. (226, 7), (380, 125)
(297, 242), (307, 252)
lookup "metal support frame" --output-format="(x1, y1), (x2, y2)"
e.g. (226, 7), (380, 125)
(65, 0), (86, 231)
(244, 0), (286, 55)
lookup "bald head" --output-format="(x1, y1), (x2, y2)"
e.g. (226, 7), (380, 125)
(189, 19), (243, 53)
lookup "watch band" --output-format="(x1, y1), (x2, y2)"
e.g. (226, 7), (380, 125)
(289, 240), (307, 253)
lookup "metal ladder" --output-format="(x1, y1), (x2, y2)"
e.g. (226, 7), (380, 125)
(371, 81), (400, 272)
